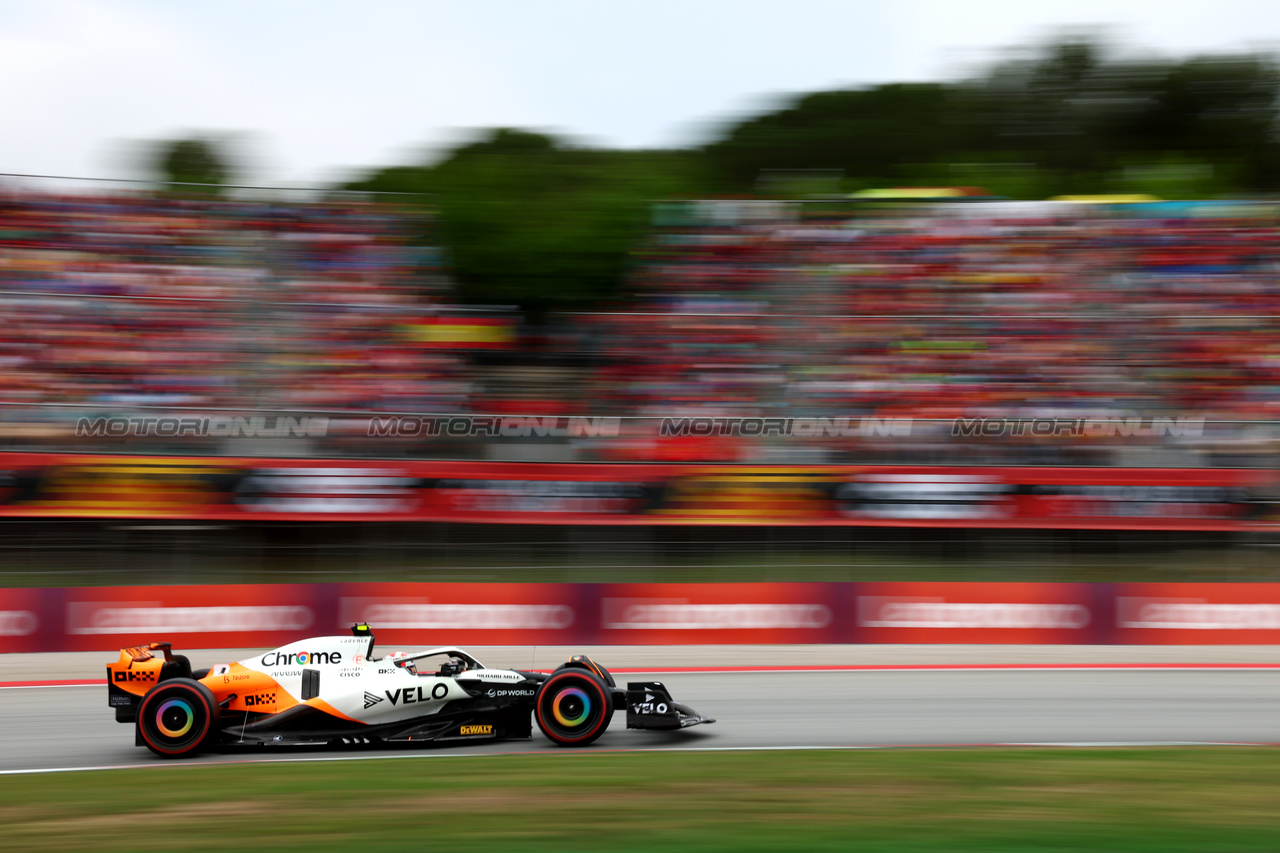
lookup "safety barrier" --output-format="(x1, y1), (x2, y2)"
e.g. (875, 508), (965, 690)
(4, 581), (1280, 653)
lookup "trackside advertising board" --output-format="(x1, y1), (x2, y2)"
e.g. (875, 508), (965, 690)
(336, 583), (589, 648)
(57, 584), (336, 653)
(597, 583), (848, 645)
(0, 452), (1272, 531)
(0, 587), (45, 654)
(1111, 583), (1280, 645)
(852, 582), (1102, 645)
(7, 582), (1280, 653)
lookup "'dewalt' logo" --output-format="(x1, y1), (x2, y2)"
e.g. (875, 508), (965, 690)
(459, 724), (493, 735)
(260, 650), (341, 667)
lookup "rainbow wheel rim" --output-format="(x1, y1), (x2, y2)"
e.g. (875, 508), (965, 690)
(156, 698), (195, 738)
(551, 687), (591, 727)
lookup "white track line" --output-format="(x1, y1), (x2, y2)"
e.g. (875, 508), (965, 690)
(5, 663), (1280, 690)
(2, 742), (1274, 776)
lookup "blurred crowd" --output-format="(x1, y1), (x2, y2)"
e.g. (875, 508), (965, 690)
(583, 200), (1280, 465)
(1, 188), (1276, 466)
(0, 188), (477, 422)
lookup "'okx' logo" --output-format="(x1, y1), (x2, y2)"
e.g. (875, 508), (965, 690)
(114, 670), (156, 682)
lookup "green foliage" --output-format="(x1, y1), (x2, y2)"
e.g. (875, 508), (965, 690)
(155, 137), (231, 190)
(344, 38), (1280, 307)
(705, 83), (967, 190)
(347, 130), (708, 310)
(708, 37), (1280, 198)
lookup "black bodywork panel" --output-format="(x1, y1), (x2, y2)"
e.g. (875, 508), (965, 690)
(211, 679), (545, 749)
(626, 681), (717, 730)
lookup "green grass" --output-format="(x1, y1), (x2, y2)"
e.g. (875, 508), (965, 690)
(4, 748), (1280, 851)
(3, 546), (1277, 587)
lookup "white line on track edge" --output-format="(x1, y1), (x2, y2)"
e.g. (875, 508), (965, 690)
(5, 663), (1280, 691)
(1, 741), (1273, 777)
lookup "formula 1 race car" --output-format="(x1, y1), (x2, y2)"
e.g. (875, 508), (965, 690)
(106, 624), (714, 757)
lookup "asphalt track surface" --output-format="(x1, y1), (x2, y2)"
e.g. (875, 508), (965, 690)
(3, 666), (1278, 774)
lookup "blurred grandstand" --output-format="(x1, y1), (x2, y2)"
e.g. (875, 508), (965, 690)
(1, 182), (1277, 468)
(0, 178), (1276, 585)
(0, 180), (498, 456)
(580, 197), (1280, 467)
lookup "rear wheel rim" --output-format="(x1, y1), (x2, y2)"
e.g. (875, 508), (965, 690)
(141, 686), (211, 754)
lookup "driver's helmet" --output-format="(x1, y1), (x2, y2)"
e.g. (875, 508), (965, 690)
(438, 656), (467, 676)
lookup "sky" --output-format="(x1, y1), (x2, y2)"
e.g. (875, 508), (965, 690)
(1, 0), (1278, 188)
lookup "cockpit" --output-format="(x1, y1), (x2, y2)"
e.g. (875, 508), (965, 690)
(349, 623), (485, 677)
(393, 651), (478, 677)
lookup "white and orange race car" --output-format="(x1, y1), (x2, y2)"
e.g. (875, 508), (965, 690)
(106, 624), (714, 757)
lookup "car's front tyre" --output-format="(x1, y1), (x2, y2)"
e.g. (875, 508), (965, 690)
(136, 678), (219, 758)
(534, 670), (612, 746)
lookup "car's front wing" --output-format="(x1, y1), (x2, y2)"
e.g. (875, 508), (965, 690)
(625, 681), (716, 730)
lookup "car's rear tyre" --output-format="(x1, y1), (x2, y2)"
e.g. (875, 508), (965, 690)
(136, 678), (219, 758)
(534, 670), (611, 747)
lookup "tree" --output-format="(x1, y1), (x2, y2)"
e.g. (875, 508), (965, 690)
(703, 36), (1280, 197)
(341, 38), (1280, 309)
(704, 83), (966, 191)
(346, 130), (708, 310)
(155, 137), (231, 189)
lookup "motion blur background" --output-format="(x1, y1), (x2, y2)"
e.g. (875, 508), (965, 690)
(2, 5), (1279, 586)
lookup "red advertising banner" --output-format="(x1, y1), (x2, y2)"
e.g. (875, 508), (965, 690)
(853, 582), (1102, 645)
(55, 584), (329, 653)
(1112, 583), (1280, 645)
(0, 453), (1271, 530)
(335, 583), (587, 648)
(596, 583), (845, 645)
(7, 581), (1280, 653)
(0, 587), (45, 654)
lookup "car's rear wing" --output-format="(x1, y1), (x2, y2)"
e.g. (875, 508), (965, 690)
(106, 642), (192, 723)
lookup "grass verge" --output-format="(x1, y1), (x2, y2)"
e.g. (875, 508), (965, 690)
(3, 546), (1276, 587)
(4, 748), (1279, 851)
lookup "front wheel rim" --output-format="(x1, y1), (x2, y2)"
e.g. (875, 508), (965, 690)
(538, 675), (606, 742)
